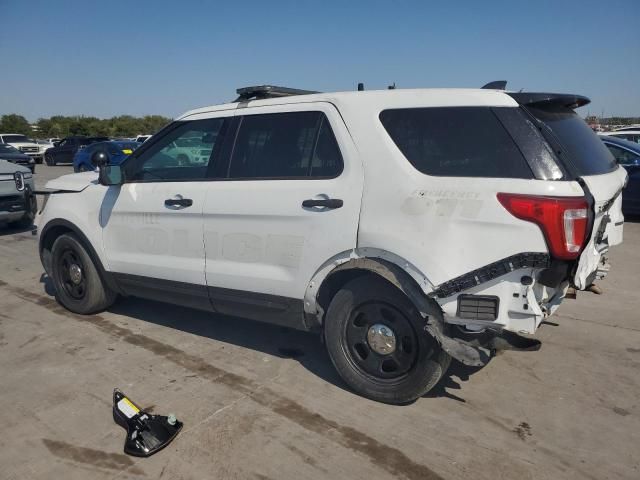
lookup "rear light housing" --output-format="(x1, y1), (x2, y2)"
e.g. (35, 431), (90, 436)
(497, 193), (589, 260)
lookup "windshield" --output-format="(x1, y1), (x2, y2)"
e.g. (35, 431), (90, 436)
(0, 144), (20, 153)
(2, 135), (32, 143)
(526, 106), (617, 176)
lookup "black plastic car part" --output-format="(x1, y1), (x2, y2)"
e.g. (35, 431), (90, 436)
(112, 388), (182, 457)
(430, 252), (551, 299)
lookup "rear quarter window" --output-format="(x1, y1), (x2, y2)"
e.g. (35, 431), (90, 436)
(526, 106), (617, 176)
(379, 107), (534, 178)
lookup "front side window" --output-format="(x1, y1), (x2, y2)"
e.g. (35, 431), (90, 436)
(125, 118), (226, 182)
(228, 111), (343, 179)
(84, 143), (100, 154)
(380, 107), (534, 178)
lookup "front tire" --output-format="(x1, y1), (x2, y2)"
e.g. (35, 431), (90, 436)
(45, 154), (55, 166)
(50, 233), (116, 314)
(324, 276), (450, 404)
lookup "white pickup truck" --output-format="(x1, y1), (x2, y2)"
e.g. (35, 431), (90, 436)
(0, 134), (46, 164)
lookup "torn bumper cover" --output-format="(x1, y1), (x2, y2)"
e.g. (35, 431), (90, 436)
(424, 315), (541, 367)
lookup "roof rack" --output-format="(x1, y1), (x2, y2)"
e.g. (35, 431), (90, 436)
(234, 85), (319, 102)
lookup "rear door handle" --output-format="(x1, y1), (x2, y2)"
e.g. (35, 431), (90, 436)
(164, 197), (193, 208)
(302, 198), (343, 209)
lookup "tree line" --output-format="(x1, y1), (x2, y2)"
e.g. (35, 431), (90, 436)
(0, 113), (172, 139)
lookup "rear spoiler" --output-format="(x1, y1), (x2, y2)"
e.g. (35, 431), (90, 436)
(508, 92), (590, 109)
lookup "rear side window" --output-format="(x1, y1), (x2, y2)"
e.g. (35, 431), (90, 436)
(228, 111), (343, 179)
(379, 107), (534, 178)
(614, 133), (640, 143)
(604, 143), (639, 166)
(526, 106), (617, 176)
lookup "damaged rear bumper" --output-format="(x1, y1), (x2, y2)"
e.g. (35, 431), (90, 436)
(424, 314), (541, 367)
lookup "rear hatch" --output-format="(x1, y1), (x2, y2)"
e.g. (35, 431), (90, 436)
(511, 93), (627, 289)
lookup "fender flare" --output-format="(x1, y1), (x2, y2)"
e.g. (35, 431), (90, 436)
(305, 250), (491, 367)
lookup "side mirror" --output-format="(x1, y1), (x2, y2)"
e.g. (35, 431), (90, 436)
(99, 164), (124, 186)
(92, 151), (109, 167)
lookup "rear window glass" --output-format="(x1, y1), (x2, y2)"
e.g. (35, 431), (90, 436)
(526, 106), (617, 176)
(379, 107), (534, 178)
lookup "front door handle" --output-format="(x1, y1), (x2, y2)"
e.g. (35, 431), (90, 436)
(302, 198), (343, 209)
(164, 197), (193, 208)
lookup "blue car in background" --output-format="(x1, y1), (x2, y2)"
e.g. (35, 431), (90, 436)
(73, 141), (139, 172)
(600, 134), (640, 215)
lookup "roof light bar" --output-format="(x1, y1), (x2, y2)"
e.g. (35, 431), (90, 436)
(234, 85), (319, 102)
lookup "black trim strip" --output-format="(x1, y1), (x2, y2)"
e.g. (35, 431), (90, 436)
(110, 272), (308, 331)
(113, 273), (213, 312)
(208, 285), (307, 331)
(431, 252), (550, 299)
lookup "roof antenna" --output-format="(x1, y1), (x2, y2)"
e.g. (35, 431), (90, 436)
(388, 82), (396, 90)
(357, 82), (364, 91)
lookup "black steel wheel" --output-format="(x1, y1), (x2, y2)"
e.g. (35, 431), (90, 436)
(325, 276), (451, 404)
(57, 248), (87, 300)
(344, 301), (418, 380)
(50, 233), (117, 314)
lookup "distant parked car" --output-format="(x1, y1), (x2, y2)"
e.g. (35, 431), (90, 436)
(0, 144), (36, 173)
(135, 135), (153, 143)
(73, 141), (139, 172)
(0, 133), (44, 164)
(611, 125), (640, 132)
(44, 136), (109, 166)
(603, 130), (640, 144)
(0, 159), (36, 228)
(600, 135), (640, 215)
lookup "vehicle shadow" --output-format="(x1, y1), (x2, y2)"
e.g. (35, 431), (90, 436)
(39, 274), (483, 402)
(0, 223), (36, 237)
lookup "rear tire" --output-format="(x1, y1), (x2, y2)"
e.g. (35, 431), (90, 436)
(50, 233), (116, 314)
(324, 276), (450, 404)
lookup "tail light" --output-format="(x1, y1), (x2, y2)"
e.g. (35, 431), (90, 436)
(497, 193), (589, 260)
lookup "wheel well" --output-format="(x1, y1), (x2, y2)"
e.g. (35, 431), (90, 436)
(316, 269), (369, 323)
(40, 221), (122, 294)
(314, 266), (422, 330)
(40, 225), (73, 274)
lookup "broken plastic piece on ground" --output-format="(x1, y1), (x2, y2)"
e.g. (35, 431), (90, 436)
(113, 388), (182, 457)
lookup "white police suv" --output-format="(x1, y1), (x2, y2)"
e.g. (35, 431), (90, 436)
(36, 84), (626, 403)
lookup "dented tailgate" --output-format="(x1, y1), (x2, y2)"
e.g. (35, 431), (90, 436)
(574, 167), (627, 289)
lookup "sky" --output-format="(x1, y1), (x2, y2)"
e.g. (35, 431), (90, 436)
(1, 0), (638, 121)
